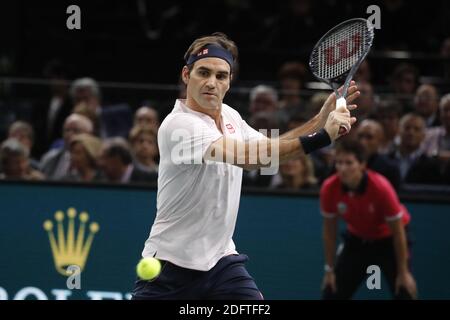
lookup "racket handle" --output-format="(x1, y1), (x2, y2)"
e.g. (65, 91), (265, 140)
(336, 97), (347, 110)
(336, 97), (348, 135)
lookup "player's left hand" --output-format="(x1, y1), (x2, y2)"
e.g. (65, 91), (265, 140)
(319, 81), (360, 124)
(395, 271), (418, 299)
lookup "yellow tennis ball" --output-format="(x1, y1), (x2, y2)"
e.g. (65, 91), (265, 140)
(136, 257), (161, 280)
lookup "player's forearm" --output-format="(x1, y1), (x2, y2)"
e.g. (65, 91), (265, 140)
(323, 220), (337, 267)
(238, 138), (304, 170)
(392, 227), (409, 275)
(279, 113), (322, 140)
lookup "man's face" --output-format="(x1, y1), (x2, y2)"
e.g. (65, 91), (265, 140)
(250, 93), (277, 114)
(357, 124), (381, 156)
(63, 120), (86, 145)
(400, 117), (425, 151)
(133, 133), (158, 159)
(98, 152), (124, 181)
(3, 155), (28, 178)
(397, 72), (416, 94)
(183, 58), (231, 111)
(414, 85), (439, 117)
(335, 152), (366, 187)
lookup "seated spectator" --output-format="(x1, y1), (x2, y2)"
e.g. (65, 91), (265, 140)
(0, 138), (44, 180)
(129, 126), (159, 173)
(98, 137), (157, 184)
(70, 77), (132, 138)
(356, 119), (401, 190)
(388, 113), (441, 184)
(8, 121), (40, 170)
(277, 62), (307, 122)
(413, 84), (441, 127)
(354, 60), (371, 83)
(389, 63), (419, 112)
(40, 114), (93, 180)
(134, 106), (160, 132)
(375, 99), (402, 154)
(62, 133), (102, 182)
(271, 154), (317, 190)
(248, 85), (278, 115)
(424, 93), (450, 158)
(352, 81), (375, 121)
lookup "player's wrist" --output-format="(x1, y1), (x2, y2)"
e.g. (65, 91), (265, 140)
(299, 129), (332, 154)
(324, 264), (334, 273)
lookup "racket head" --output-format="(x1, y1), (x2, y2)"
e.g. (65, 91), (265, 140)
(309, 18), (374, 96)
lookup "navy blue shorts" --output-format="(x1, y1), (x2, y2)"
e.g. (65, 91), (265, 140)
(131, 254), (263, 300)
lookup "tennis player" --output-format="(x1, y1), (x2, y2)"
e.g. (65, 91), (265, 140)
(132, 32), (360, 300)
(320, 139), (417, 300)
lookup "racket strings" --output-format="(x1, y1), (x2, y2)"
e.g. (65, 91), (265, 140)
(311, 21), (373, 80)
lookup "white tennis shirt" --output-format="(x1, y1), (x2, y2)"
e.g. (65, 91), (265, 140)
(142, 99), (265, 271)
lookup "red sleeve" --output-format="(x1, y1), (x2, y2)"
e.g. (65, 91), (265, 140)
(374, 174), (403, 221)
(320, 176), (337, 218)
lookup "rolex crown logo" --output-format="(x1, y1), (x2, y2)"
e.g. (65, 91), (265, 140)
(43, 208), (100, 276)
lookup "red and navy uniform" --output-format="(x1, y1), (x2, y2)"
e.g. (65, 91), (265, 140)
(320, 170), (413, 300)
(320, 169), (410, 239)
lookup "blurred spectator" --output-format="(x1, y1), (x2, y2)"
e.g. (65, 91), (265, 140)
(389, 63), (419, 112)
(70, 77), (132, 138)
(356, 120), (401, 190)
(129, 125), (159, 173)
(278, 61), (307, 109)
(0, 138), (44, 180)
(354, 60), (372, 83)
(388, 113), (441, 184)
(271, 155), (317, 190)
(7, 121), (39, 170)
(352, 82), (375, 121)
(423, 93), (450, 161)
(248, 85), (278, 115)
(98, 137), (157, 184)
(33, 60), (72, 156)
(248, 111), (281, 138)
(308, 92), (329, 117)
(134, 106), (160, 132)
(413, 84), (441, 127)
(40, 114), (93, 180)
(375, 99), (402, 154)
(63, 133), (102, 182)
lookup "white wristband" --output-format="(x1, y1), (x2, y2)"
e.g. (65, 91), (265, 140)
(324, 264), (334, 273)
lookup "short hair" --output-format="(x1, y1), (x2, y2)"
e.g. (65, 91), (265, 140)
(439, 93), (450, 110)
(1, 138), (29, 164)
(8, 121), (34, 143)
(376, 99), (403, 116)
(390, 63), (419, 82)
(183, 32), (238, 72)
(249, 85), (278, 103)
(64, 113), (94, 134)
(335, 138), (368, 163)
(399, 113), (426, 131)
(103, 138), (133, 165)
(70, 77), (100, 99)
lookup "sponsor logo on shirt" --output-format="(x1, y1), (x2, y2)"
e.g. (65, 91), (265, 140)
(225, 123), (235, 134)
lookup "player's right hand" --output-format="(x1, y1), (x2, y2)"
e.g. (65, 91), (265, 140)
(324, 106), (356, 141)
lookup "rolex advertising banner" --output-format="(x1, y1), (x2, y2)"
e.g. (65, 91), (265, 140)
(1, 182), (450, 300)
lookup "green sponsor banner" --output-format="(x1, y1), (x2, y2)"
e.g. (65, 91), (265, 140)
(0, 182), (449, 299)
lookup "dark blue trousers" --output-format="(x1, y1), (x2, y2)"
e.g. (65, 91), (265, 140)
(131, 254), (263, 300)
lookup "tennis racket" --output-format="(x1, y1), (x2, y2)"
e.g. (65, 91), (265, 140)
(309, 18), (374, 134)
